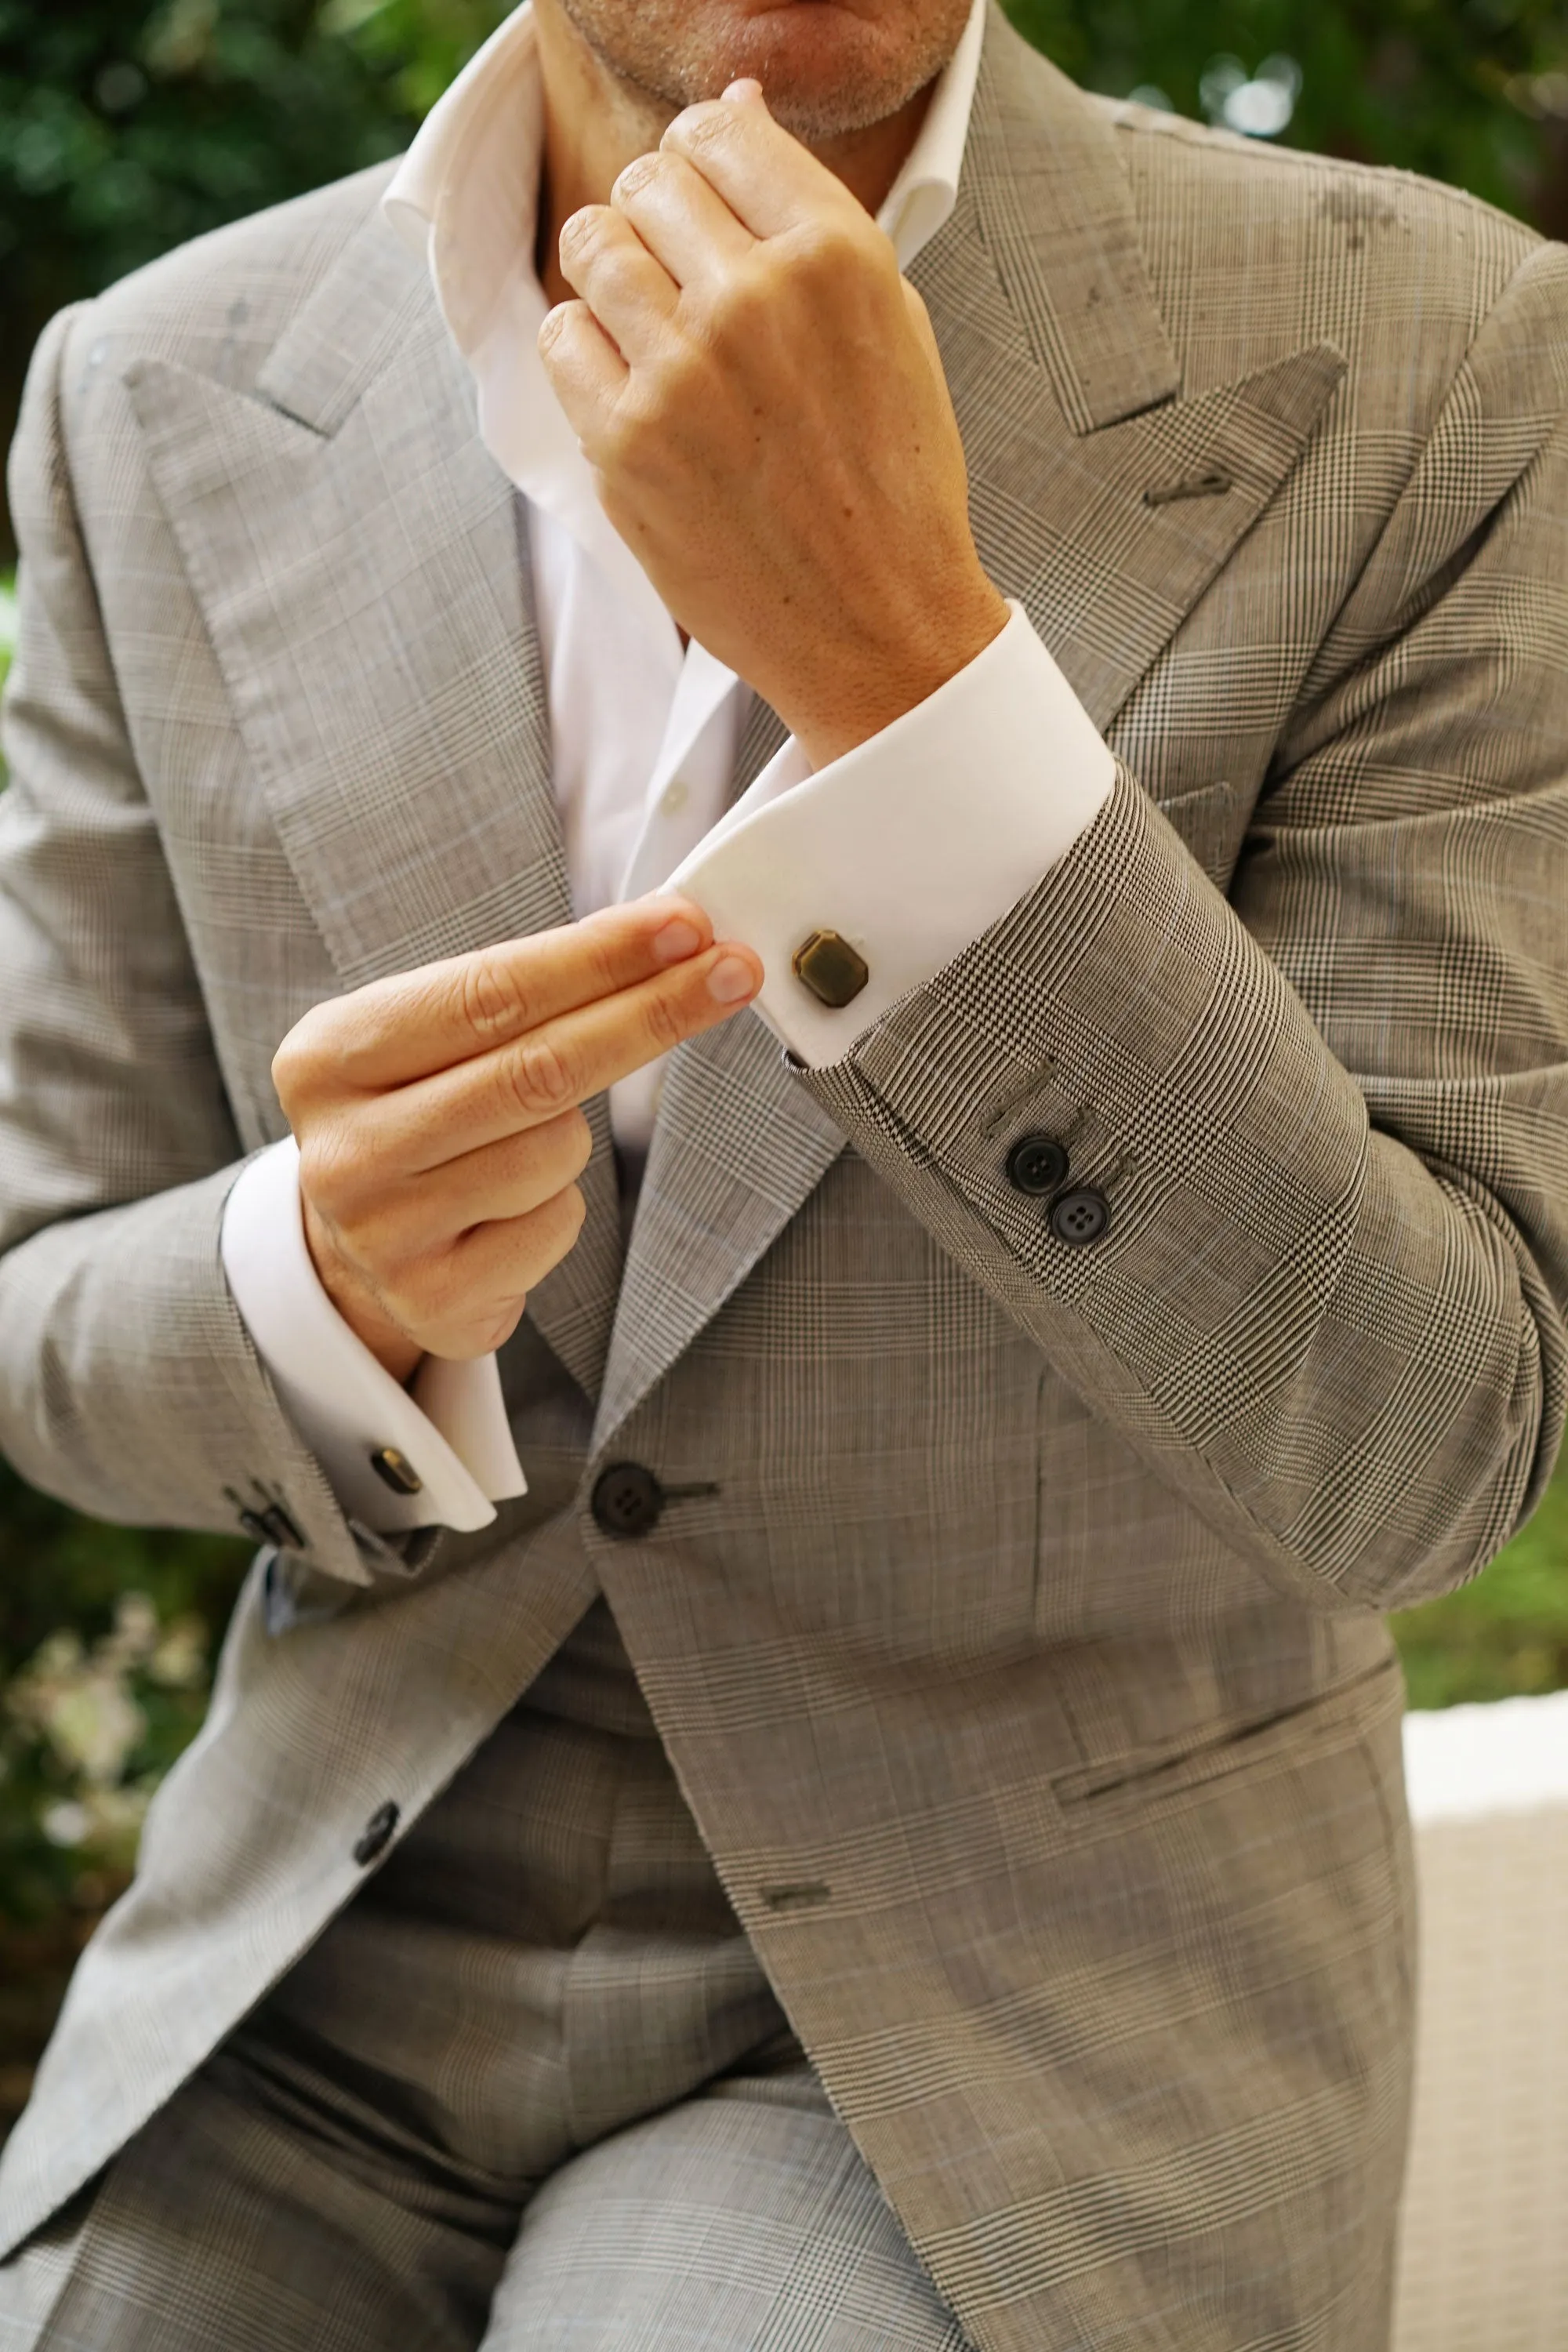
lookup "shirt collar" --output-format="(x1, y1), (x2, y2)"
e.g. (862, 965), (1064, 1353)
(383, 0), (986, 636)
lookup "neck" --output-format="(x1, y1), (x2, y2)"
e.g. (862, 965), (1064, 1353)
(532, 0), (937, 307)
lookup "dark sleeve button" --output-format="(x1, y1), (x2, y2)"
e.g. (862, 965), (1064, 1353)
(1006, 1134), (1069, 1196)
(236, 1502), (304, 1551)
(1050, 1186), (1110, 1246)
(591, 1462), (664, 1539)
(352, 1801), (400, 1867)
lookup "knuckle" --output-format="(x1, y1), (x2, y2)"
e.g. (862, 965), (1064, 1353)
(676, 102), (734, 162)
(270, 1005), (331, 1105)
(558, 204), (608, 260)
(460, 953), (529, 1045)
(612, 151), (663, 207)
(506, 1035), (576, 1119)
(641, 984), (688, 1057)
(707, 263), (771, 347)
(793, 221), (863, 288)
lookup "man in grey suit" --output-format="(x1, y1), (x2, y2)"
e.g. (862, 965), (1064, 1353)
(2, 0), (1566, 2344)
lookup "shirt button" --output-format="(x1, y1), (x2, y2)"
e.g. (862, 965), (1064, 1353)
(661, 778), (690, 815)
(591, 1462), (664, 1539)
(1005, 1134), (1069, 1196)
(1050, 1187), (1111, 1246)
(353, 1801), (400, 1867)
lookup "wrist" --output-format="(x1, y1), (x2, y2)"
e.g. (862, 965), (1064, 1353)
(300, 1195), (425, 1385)
(784, 573), (1011, 770)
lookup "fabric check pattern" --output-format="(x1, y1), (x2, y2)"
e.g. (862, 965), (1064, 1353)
(2, 7), (1566, 2348)
(2, 1595), (966, 2352)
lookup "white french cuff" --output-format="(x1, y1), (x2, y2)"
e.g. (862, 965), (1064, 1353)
(220, 1138), (526, 1536)
(666, 601), (1117, 1067)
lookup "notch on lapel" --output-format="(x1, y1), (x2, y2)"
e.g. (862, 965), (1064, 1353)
(924, 16), (1348, 736)
(125, 205), (622, 1403)
(598, 11), (1348, 1441)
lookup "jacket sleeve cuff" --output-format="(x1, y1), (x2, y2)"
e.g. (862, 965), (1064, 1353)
(666, 601), (1115, 1066)
(220, 1138), (526, 1534)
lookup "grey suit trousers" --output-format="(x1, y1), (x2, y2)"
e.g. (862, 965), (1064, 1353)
(0, 1600), (970, 2352)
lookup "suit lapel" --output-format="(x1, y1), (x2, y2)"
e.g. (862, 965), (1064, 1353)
(593, 693), (840, 1454)
(927, 16), (1348, 735)
(126, 209), (622, 1403)
(597, 13), (1348, 1446)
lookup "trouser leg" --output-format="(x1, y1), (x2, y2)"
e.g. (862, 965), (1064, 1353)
(0, 2034), (514, 2352)
(482, 2067), (973, 2352)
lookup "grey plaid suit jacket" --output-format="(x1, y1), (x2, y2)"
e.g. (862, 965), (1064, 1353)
(2, 10), (1566, 2345)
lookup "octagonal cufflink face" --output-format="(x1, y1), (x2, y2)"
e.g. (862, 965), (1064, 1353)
(791, 928), (869, 1010)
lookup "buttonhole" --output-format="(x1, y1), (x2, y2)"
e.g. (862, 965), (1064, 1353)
(1143, 468), (1235, 508)
(760, 1882), (831, 1912)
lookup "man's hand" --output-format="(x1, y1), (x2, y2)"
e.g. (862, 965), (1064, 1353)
(539, 82), (1009, 769)
(271, 898), (761, 1383)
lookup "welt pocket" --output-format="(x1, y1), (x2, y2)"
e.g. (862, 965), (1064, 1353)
(1051, 1658), (1401, 1816)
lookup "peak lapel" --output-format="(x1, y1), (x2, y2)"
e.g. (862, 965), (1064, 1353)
(593, 695), (841, 1454)
(127, 209), (622, 1402)
(923, 15), (1348, 735)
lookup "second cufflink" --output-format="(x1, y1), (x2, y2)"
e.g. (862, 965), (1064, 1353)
(370, 1446), (423, 1497)
(792, 929), (869, 1010)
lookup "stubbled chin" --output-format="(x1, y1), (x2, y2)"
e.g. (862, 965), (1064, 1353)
(703, 16), (927, 136)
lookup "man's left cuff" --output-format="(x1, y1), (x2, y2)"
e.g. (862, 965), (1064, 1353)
(668, 601), (1115, 1065)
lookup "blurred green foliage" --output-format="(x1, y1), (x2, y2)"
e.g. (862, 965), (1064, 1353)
(2, 0), (1567, 2111)
(4, 0), (1568, 551)
(1011, 0), (1568, 222)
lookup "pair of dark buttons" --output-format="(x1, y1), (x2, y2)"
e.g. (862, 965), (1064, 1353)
(1004, 1133), (1110, 1247)
(235, 1499), (303, 1551)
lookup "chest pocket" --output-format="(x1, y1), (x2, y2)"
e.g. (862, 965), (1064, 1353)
(1152, 778), (1250, 895)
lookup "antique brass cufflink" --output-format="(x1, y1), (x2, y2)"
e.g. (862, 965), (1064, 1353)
(370, 1446), (423, 1496)
(791, 928), (869, 1009)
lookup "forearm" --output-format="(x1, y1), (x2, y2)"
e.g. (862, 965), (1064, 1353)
(0, 1160), (376, 1584)
(798, 766), (1563, 1614)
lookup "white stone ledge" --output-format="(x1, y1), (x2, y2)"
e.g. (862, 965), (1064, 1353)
(1403, 1685), (1568, 1822)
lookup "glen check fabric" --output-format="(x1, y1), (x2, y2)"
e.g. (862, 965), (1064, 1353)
(2, 1626), (964, 2352)
(2, 6), (1567, 2346)
(2, 2068), (967, 2352)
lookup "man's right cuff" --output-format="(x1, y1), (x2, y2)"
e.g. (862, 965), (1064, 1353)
(220, 1137), (525, 1534)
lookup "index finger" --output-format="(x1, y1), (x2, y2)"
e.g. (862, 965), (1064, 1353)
(298, 895), (715, 1097)
(659, 85), (869, 242)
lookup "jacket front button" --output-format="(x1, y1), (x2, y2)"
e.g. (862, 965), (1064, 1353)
(1006, 1133), (1069, 1196)
(353, 1802), (400, 1867)
(592, 1462), (664, 1539)
(1050, 1186), (1111, 1246)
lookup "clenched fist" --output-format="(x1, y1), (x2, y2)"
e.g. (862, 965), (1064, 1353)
(272, 898), (762, 1382)
(539, 80), (1009, 769)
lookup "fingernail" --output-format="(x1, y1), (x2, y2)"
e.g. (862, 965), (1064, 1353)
(722, 78), (763, 103)
(706, 953), (758, 1004)
(651, 917), (702, 966)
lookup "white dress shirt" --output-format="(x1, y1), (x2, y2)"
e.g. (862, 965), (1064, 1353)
(220, 0), (1115, 1537)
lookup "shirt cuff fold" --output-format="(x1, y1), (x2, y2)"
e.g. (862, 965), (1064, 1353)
(668, 601), (1116, 1065)
(220, 1137), (525, 1535)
